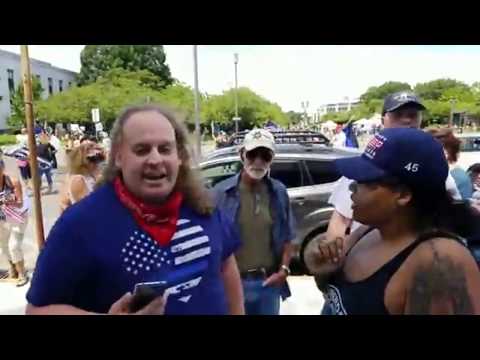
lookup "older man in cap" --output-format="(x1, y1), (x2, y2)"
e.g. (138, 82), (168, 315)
(214, 129), (296, 315)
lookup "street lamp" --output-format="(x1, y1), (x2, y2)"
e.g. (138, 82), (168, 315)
(193, 45), (201, 160)
(233, 53), (241, 134)
(449, 98), (457, 128)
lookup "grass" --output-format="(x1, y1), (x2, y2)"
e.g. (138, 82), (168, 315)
(0, 135), (17, 146)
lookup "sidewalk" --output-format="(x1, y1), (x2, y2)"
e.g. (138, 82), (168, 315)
(0, 281), (29, 315)
(0, 148), (68, 315)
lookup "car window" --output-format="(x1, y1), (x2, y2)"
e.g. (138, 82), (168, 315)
(305, 160), (341, 185)
(201, 161), (242, 188)
(460, 137), (480, 152)
(270, 161), (304, 188)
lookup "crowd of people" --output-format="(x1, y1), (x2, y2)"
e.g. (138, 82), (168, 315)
(0, 90), (479, 315)
(0, 125), (109, 288)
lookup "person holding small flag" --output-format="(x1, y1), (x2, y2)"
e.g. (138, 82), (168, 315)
(0, 160), (30, 287)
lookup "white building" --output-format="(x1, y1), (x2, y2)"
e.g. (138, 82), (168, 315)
(0, 48), (77, 130)
(318, 97), (360, 117)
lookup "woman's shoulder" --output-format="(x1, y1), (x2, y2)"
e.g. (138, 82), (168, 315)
(405, 235), (474, 272)
(69, 174), (88, 188)
(62, 184), (118, 219)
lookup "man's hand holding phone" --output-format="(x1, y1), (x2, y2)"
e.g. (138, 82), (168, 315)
(108, 281), (168, 315)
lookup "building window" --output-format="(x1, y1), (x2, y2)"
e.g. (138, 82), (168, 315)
(48, 77), (53, 95)
(68, 81), (72, 88)
(59, 80), (63, 92)
(7, 69), (15, 94)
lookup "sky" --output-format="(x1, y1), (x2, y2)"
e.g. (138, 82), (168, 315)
(1, 45), (480, 113)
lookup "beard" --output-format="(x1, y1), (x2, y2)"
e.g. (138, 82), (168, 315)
(244, 165), (269, 180)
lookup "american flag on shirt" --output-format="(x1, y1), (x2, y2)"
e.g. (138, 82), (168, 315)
(121, 218), (211, 303)
(0, 191), (27, 224)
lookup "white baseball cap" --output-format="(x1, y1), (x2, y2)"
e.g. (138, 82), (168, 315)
(243, 129), (276, 153)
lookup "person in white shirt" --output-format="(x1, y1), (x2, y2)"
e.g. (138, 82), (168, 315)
(325, 91), (461, 243)
(332, 127), (347, 147)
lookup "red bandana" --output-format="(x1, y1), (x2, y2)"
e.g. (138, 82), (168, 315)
(113, 176), (183, 246)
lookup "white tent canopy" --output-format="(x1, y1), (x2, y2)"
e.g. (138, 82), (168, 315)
(354, 118), (370, 125)
(368, 113), (382, 125)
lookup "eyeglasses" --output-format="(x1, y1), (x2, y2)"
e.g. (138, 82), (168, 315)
(245, 148), (273, 162)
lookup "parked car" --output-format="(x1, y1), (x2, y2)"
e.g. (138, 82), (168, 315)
(199, 142), (360, 274)
(457, 132), (480, 170)
(222, 130), (330, 148)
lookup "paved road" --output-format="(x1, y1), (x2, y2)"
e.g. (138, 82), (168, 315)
(0, 148), (67, 273)
(0, 148), (68, 315)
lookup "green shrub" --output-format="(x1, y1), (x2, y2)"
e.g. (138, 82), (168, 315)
(0, 135), (18, 146)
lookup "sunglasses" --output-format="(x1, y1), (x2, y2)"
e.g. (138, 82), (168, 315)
(245, 148), (273, 162)
(86, 153), (105, 164)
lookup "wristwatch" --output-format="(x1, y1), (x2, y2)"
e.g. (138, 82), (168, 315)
(280, 264), (291, 276)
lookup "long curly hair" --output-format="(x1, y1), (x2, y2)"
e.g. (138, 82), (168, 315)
(67, 142), (94, 176)
(98, 104), (214, 216)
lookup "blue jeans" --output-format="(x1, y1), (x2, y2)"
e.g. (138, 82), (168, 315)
(242, 279), (281, 315)
(39, 167), (53, 186)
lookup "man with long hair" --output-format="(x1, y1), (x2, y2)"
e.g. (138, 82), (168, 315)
(26, 104), (244, 315)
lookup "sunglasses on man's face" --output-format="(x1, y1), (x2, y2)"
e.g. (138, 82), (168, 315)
(245, 148), (273, 162)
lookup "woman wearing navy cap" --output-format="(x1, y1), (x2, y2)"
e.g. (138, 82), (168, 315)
(304, 128), (480, 315)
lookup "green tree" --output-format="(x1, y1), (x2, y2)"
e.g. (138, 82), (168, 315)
(360, 81), (412, 103)
(439, 86), (475, 103)
(422, 100), (451, 126)
(7, 76), (44, 131)
(471, 82), (480, 96)
(201, 87), (288, 131)
(321, 111), (351, 124)
(285, 111), (303, 125)
(36, 69), (196, 131)
(77, 45), (173, 88)
(414, 78), (470, 101)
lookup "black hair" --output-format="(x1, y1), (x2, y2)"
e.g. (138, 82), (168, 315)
(467, 163), (480, 175)
(410, 188), (478, 241)
(80, 135), (97, 144)
(378, 176), (479, 242)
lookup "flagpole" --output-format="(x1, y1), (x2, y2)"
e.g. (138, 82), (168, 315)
(20, 45), (45, 250)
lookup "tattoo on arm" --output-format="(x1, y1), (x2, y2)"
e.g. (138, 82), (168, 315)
(407, 243), (474, 314)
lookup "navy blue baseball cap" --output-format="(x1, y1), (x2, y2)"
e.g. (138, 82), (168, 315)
(334, 128), (448, 192)
(382, 91), (426, 115)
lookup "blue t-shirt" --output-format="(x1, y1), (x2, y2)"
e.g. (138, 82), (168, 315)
(451, 167), (473, 200)
(26, 184), (240, 315)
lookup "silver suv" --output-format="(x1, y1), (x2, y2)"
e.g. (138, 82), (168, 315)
(199, 143), (360, 274)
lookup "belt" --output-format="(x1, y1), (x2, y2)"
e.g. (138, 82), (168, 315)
(240, 267), (276, 279)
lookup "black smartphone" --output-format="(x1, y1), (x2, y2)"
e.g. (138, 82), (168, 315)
(129, 281), (168, 313)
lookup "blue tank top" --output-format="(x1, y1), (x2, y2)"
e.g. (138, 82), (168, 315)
(324, 229), (466, 315)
